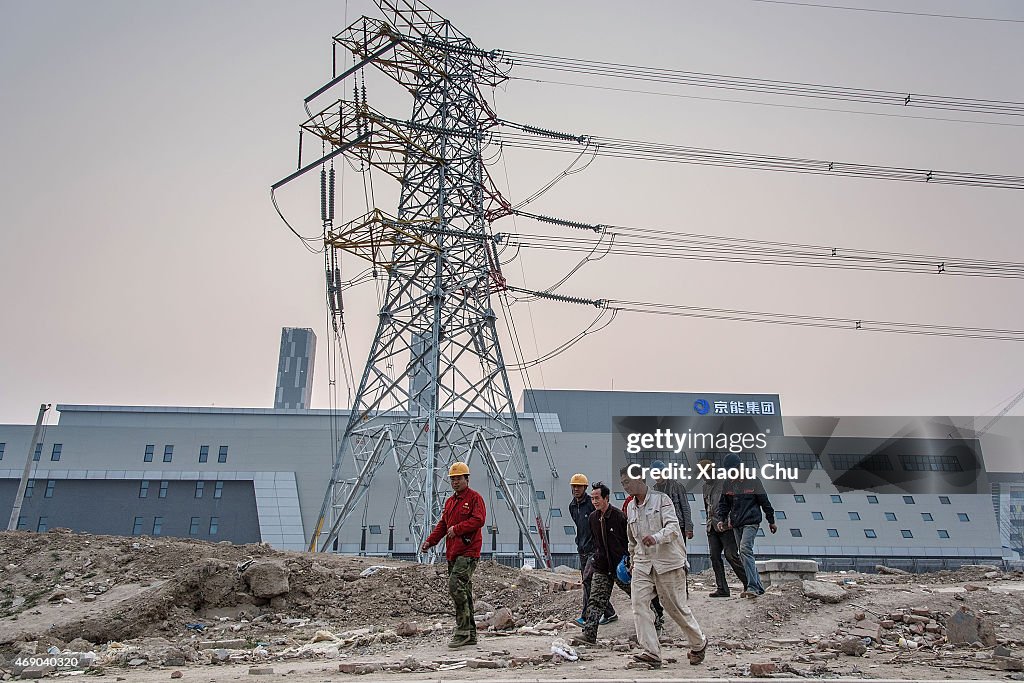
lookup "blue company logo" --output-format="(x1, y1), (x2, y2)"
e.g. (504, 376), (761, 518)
(694, 399), (710, 415)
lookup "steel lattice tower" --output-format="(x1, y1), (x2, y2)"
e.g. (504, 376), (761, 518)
(279, 0), (550, 565)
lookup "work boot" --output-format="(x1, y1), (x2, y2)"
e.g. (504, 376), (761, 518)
(447, 633), (473, 648)
(570, 634), (596, 646)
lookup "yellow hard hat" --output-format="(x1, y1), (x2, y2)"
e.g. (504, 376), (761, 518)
(569, 473), (589, 486)
(448, 461), (470, 477)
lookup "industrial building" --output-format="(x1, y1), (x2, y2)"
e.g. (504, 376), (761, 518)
(2, 370), (1021, 570)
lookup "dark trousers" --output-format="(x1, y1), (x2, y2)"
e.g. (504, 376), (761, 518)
(707, 527), (747, 594)
(579, 551), (614, 619)
(447, 556), (478, 637)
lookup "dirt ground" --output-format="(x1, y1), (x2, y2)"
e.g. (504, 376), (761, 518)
(2, 529), (1023, 681)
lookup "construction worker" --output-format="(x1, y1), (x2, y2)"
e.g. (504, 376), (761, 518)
(715, 453), (776, 598)
(621, 466), (707, 668)
(699, 457), (747, 597)
(571, 482), (629, 645)
(421, 461), (486, 648)
(568, 473), (616, 626)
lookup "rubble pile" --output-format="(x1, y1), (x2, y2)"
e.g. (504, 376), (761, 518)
(1, 529), (1023, 680)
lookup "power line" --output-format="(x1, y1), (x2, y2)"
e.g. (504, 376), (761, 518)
(745, 0), (1024, 24)
(502, 212), (1024, 279)
(496, 124), (1024, 190)
(512, 286), (1024, 343)
(500, 51), (1024, 117)
(510, 76), (1024, 129)
(607, 298), (1024, 342)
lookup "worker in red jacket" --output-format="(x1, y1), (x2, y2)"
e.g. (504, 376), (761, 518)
(421, 461), (487, 648)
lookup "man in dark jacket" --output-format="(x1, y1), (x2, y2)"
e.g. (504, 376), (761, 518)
(715, 453), (776, 597)
(569, 473), (615, 626)
(699, 458), (747, 597)
(422, 461), (486, 647)
(573, 482), (631, 645)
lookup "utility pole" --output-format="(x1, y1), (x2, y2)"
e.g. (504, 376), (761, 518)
(276, 0), (550, 566)
(7, 403), (49, 531)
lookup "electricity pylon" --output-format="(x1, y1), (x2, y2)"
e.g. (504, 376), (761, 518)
(276, 0), (551, 566)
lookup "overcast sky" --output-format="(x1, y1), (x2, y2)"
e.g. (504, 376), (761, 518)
(2, 0), (1024, 426)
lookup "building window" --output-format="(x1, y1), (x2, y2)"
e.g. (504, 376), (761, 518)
(687, 493), (696, 501)
(37, 517), (48, 533)
(848, 511), (860, 521)
(613, 492), (626, 501)
(794, 494), (806, 503)
(0, 442), (5, 460)
(50, 444), (62, 461)
(564, 525), (575, 535)
(864, 529), (877, 538)
(209, 517), (219, 535)
(25, 480), (35, 498)
(44, 480), (55, 498)
(812, 511), (824, 520)
(900, 455), (963, 472)
(199, 445), (209, 463)
(159, 481), (168, 498)
(529, 525), (537, 533)
(530, 446), (538, 452)
(189, 517), (200, 535)
(827, 528), (839, 538)
(921, 512), (933, 521)
(139, 481), (150, 498)
(768, 453), (821, 470)
(214, 481), (224, 499)
(790, 528), (802, 537)
(163, 445), (173, 462)
(369, 525), (382, 534)
(218, 446), (228, 463)
(195, 481), (204, 498)
(867, 495), (879, 504)
(939, 495), (951, 504)
(901, 529), (913, 538)
(756, 528), (764, 537)
(903, 495), (915, 504)
(700, 510), (708, 521)
(495, 490), (504, 499)
(550, 508), (562, 518)
(16, 516), (27, 530)
(938, 529), (950, 539)
(33, 443), (42, 462)
(830, 453), (893, 471)
(830, 494), (842, 503)
(535, 490), (546, 500)
(885, 512), (897, 521)
(132, 517), (144, 535)
(775, 511), (787, 520)
(153, 517), (163, 535)
(957, 513), (970, 522)
(144, 444), (154, 462)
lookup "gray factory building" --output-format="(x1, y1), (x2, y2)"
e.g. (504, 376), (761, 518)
(1, 388), (1020, 569)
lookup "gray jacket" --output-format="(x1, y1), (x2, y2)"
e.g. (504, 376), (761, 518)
(653, 477), (693, 534)
(626, 489), (689, 575)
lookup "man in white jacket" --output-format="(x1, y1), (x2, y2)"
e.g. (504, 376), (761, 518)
(620, 466), (707, 668)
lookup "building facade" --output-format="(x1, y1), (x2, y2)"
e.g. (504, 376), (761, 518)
(1, 389), (1018, 569)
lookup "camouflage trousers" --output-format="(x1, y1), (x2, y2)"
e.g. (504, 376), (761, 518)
(447, 556), (478, 637)
(584, 570), (665, 641)
(582, 572), (629, 639)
